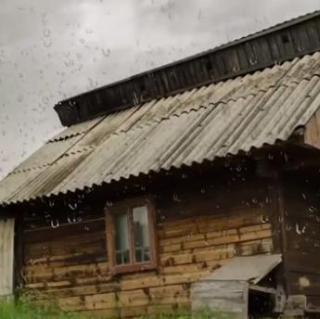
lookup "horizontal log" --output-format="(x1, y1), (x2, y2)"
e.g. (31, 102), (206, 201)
(121, 276), (164, 291)
(24, 232), (106, 260)
(58, 292), (117, 311)
(159, 211), (267, 239)
(120, 305), (147, 318)
(160, 233), (205, 247)
(118, 289), (150, 307)
(41, 282), (119, 297)
(160, 253), (194, 266)
(160, 243), (182, 253)
(161, 263), (208, 275)
(23, 262), (109, 283)
(24, 218), (105, 243)
(24, 252), (107, 267)
(85, 292), (117, 310)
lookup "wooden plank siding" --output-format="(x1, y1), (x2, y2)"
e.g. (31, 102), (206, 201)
(21, 178), (275, 317)
(281, 173), (320, 310)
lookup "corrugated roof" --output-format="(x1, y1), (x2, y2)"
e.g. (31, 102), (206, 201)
(2, 52), (320, 205)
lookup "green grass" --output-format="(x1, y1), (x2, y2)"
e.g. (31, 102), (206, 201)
(152, 310), (234, 319)
(0, 300), (92, 319)
(0, 299), (234, 319)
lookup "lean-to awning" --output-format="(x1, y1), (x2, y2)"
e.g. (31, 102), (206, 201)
(192, 254), (282, 319)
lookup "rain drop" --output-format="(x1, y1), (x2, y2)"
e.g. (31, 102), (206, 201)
(43, 28), (51, 37)
(50, 219), (60, 229)
(295, 223), (306, 235)
(106, 201), (113, 207)
(173, 193), (181, 202)
(68, 202), (77, 211)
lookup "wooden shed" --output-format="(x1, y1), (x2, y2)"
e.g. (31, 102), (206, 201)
(2, 10), (320, 319)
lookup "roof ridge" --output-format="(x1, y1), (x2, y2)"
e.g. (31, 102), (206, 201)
(211, 10), (320, 52)
(55, 10), (320, 126)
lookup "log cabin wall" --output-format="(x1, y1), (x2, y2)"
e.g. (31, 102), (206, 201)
(281, 172), (320, 310)
(21, 174), (276, 318)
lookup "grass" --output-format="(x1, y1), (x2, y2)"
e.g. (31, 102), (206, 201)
(0, 299), (92, 319)
(0, 299), (234, 319)
(152, 310), (234, 319)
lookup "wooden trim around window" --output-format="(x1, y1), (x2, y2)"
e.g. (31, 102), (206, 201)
(105, 197), (158, 275)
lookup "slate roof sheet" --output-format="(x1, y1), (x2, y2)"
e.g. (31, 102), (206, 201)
(1, 52), (320, 204)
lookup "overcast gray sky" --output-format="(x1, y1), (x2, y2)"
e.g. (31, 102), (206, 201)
(1, 0), (320, 178)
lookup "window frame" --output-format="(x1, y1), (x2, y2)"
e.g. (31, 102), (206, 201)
(105, 197), (158, 275)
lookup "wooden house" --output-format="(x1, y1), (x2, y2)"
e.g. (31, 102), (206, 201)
(2, 11), (320, 319)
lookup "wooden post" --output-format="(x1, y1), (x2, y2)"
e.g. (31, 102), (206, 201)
(14, 212), (24, 298)
(267, 173), (288, 296)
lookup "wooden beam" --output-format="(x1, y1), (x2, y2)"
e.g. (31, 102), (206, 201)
(249, 284), (277, 295)
(304, 109), (320, 150)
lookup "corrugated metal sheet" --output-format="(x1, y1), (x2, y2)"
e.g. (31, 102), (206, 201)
(1, 52), (320, 205)
(199, 254), (282, 284)
(0, 219), (15, 296)
(48, 116), (104, 142)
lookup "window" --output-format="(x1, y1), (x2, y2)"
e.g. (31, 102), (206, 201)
(106, 198), (157, 274)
